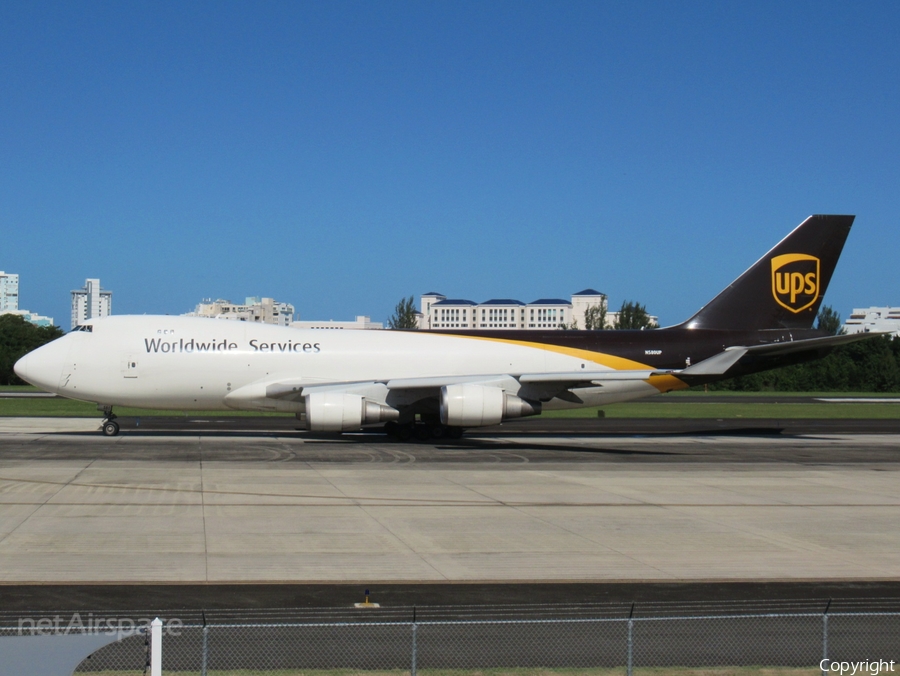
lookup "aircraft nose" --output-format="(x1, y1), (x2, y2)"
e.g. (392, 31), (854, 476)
(13, 354), (30, 381)
(13, 342), (65, 392)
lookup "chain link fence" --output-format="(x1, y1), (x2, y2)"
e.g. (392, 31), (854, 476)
(1, 600), (898, 675)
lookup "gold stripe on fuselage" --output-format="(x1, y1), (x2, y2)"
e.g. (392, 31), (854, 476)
(440, 333), (688, 393)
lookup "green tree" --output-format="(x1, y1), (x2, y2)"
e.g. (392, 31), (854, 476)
(0, 314), (65, 385)
(816, 305), (844, 335)
(583, 304), (607, 330)
(387, 296), (419, 330)
(614, 300), (657, 330)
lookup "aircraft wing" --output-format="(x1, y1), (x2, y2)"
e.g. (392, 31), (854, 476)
(234, 369), (669, 410)
(259, 370), (660, 400)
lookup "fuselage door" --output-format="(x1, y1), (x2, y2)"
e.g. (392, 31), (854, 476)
(121, 355), (139, 379)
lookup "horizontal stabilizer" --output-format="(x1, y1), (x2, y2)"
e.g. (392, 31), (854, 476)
(741, 330), (889, 358)
(677, 331), (889, 378)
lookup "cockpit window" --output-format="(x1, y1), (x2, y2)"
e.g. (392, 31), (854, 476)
(71, 325), (93, 333)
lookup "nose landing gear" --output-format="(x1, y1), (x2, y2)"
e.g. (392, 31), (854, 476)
(99, 406), (119, 437)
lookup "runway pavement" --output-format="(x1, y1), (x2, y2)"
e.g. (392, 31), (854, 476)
(0, 416), (898, 596)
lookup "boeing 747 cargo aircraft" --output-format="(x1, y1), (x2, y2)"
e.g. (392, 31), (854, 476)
(15, 215), (875, 437)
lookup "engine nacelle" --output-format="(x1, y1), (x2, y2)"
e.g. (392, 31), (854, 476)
(439, 384), (541, 427)
(305, 392), (399, 432)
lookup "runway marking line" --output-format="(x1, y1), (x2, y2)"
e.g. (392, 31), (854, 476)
(0, 475), (897, 508)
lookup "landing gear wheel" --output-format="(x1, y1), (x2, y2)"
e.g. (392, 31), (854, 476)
(447, 427), (464, 439)
(396, 425), (413, 441)
(414, 425), (431, 441)
(102, 420), (120, 437)
(430, 425), (445, 439)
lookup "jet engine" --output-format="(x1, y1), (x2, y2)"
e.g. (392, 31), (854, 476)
(439, 384), (541, 427)
(305, 392), (399, 432)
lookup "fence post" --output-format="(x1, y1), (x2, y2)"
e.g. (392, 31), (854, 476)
(201, 610), (209, 676)
(822, 599), (832, 676)
(627, 603), (635, 676)
(143, 622), (151, 674)
(411, 606), (418, 676)
(150, 617), (162, 676)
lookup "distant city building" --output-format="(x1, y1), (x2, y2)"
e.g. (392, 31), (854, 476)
(3, 309), (54, 327)
(0, 271), (19, 312)
(71, 278), (112, 329)
(185, 297), (294, 326)
(842, 307), (900, 337)
(0, 271), (55, 327)
(417, 290), (617, 330)
(291, 316), (383, 330)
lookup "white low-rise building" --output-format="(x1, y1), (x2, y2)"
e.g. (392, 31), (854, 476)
(419, 291), (608, 330)
(523, 299), (572, 329)
(185, 297), (294, 326)
(425, 297), (477, 329)
(1, 309), (55, 328)
(842, 307), (900, 336)
(571, 288), (608, 329)
(291, 316), (383, 330)
(417, 291), (659, 330)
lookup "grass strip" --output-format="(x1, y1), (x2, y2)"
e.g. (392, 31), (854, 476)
(543, 402), (900, 419)
(0, 397), (291, 417)
(2, 387), (899, 419)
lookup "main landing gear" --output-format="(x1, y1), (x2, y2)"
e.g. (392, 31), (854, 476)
(384, 421), (464, 441)
(100, 406), (119, 437)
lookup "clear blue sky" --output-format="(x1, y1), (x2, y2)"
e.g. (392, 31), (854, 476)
(2, 1), (898, 327)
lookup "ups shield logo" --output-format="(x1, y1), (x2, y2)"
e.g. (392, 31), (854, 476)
(771, 253), (820, 313)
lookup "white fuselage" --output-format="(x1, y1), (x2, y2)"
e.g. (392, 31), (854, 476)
(15, 315), (666, 413)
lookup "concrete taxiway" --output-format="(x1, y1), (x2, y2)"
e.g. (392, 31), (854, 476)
(0, 416), (898, 585)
